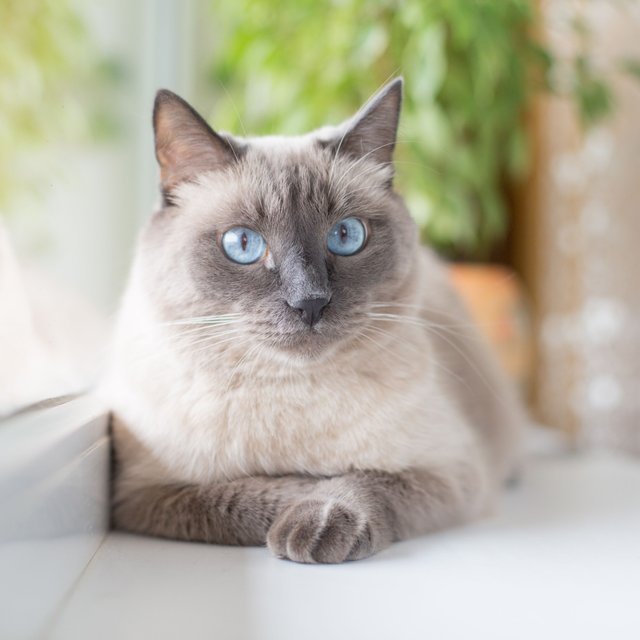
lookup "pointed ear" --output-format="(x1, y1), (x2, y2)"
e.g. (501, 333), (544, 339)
(334, 78), (403, 166)
(153, 89), (239, 199)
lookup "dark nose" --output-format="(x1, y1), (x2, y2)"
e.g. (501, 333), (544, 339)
(289, 297), (330, 328)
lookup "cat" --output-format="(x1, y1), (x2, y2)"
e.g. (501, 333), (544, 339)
(104, 78), (526, 563)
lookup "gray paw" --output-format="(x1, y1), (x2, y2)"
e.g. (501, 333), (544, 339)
(266, 499), (375, 564)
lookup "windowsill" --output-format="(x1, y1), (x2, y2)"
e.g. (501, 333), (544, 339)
(0, 395), (110, 640)
(2, 399), (640, 639)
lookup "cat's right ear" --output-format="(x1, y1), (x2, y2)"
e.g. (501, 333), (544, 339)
(329, 78), (403, 168)
(153, 90), (239, 202)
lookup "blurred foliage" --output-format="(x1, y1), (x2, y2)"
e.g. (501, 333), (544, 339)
(208, 0), (632, 259)
(0, 0), (120, 213)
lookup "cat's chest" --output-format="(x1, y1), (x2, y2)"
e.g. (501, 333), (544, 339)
(134, 361), (426, 483)
(182, 371), (372, 465)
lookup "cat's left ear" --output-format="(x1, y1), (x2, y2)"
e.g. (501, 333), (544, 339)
(330, 78), (403, 168)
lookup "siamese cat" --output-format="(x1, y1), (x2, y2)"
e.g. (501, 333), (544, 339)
(105, 79), (525, 563)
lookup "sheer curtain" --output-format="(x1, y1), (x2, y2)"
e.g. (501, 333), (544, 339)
(526, 1), (640, 452)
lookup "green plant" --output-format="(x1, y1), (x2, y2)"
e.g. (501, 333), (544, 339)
(0, 0), (115, 213)
(207, 0), (627, 259)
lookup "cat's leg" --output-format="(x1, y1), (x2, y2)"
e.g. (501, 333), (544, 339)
(113, 462), (489, 561)
(267, 462), (489, 564)
(112, 475), (321, 546)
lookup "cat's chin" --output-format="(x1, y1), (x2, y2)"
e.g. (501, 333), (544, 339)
(264, 329), (350, 365)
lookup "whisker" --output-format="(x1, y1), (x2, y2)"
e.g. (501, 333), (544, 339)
(123, 327), (245, 368)
(366, 312), (471, 338)
(163, 315), (242, 327)
(186, 335), (252, 364)
(369, 302), (477, 321)
(367, 313), (474, 361)
(362, 322), (472, 392)
(177, 331), (243, 351)
(133, 322), (241, 349)
(363, 309), (508, 404)
(369, 302), (493, 330)
(169, 324), (240, 339)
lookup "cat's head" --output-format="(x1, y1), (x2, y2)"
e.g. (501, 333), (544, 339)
(138, 79), (418, 359)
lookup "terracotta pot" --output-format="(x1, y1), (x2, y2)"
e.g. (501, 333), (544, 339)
(449, 263), (533, 397)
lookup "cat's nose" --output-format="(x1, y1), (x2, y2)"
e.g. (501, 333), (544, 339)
(289, 297), (330, 328)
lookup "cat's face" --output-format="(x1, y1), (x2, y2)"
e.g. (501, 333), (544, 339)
(139, 80), (418, 359)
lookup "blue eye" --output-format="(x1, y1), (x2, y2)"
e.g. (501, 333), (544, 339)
(221, 227), (267, 264)
(327, 217), (367, 256)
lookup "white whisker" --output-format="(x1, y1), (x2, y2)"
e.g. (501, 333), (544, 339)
(163, 315), (242, 327)
(370, 302), (476, 322)
(362, 321), (471, 391)
(366, 313), (472, 340)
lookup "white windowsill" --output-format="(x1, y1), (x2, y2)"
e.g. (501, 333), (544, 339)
(0, 395), (110, 640)
(1, 398), (640, 639)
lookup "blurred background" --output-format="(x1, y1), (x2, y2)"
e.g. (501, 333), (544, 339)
(1, 0), (639, 452)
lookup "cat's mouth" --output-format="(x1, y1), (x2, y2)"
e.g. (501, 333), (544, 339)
(253, 316), (362, 363)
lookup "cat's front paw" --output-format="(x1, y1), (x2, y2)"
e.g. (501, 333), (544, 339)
(267, 498), (380, 564)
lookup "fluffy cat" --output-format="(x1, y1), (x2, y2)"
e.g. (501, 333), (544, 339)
(105, 79), (526, 563)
